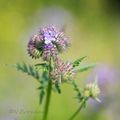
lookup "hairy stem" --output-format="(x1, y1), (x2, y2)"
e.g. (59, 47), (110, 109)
(68, 98), (88, 120)
(42, 58), (52, 120)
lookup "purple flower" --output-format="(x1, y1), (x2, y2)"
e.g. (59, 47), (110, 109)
(28, 26), (69, 61)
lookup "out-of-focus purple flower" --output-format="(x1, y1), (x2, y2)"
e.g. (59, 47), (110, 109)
(50, 58), (76, 83)
(86, 64), (120, 120)
(87, 64), (116, 92)
(28, 26), (69, 61)
(87, 64), (119, 112)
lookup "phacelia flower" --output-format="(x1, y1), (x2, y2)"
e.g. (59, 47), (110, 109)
(28, 34), (43, 59)
(61, 61), (76, 81)
(28, 26), (69, 61)
(50, 59), (76, 83)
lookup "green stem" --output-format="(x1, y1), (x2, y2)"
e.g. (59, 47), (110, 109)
(42, 58), (52, 120)
(68, 98), (88, 120)
(42, 80), (52, 120)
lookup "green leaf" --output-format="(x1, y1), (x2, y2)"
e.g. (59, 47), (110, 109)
(34, 63), (48, 70)
(55, 83), (61, 94)
(72, 80), (81, 97)
(37, 86), (44, 90)
(16, 63), (41, 82)
(23, 62), (28, 72)
(42, 71), (49, 82)
(73, 56), (87, 67)
(39, 89), (45, 104)
(38, 71), (50, 104)
(16, 63), (50, 104)
(29, 65), (35, 76)
(82, 98), (88, 108)
(78, 64), (95, 72)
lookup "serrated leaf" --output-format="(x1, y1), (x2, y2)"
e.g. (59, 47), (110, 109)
(39, 90), (45, 104)
(73, 56), (87, 67)
(16, 63), (22, 70)
(29, 65), (35, 76)
(42, 71), (49, 82)
(23, 62), (28, 72)
(72, 80), (81, 97)
(55, 83), (61, 94)
(78, 64), (95, 72)
(35, 71), (40, 80)
(34, 63), (48, 70)
(16, 63), (41, 82)
(37, 86), (44, 90)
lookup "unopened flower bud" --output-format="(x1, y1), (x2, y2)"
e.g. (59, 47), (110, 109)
(83, 77), (100, 101)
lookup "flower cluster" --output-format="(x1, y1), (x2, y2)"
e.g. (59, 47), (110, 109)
(27, 26), (100, 99)
(28, 26), (69, 61)
(16, 25), (101, 120)
(50, 58), (76, 84)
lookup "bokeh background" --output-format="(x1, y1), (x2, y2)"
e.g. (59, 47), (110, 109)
(0, 0), (120, 120)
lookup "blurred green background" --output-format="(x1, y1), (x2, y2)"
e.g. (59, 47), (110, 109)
(0, 0), (120, 120)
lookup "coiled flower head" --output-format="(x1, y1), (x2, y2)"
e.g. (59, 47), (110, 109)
(27, 34), (43, 59)
(61, 61), (76, 81)
(28, 26), (70, 61)
(50, 59), (76, 84)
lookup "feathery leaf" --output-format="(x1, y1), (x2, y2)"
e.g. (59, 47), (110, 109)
(72, 80), (81, 98)
(78, 64), (95, 72)
(34, 63), (48, 70)
(16, 63), (41, 82)
(73, 56), (87, 67)
(55, 83), (61, 94)
(39, 89), (45, 104)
